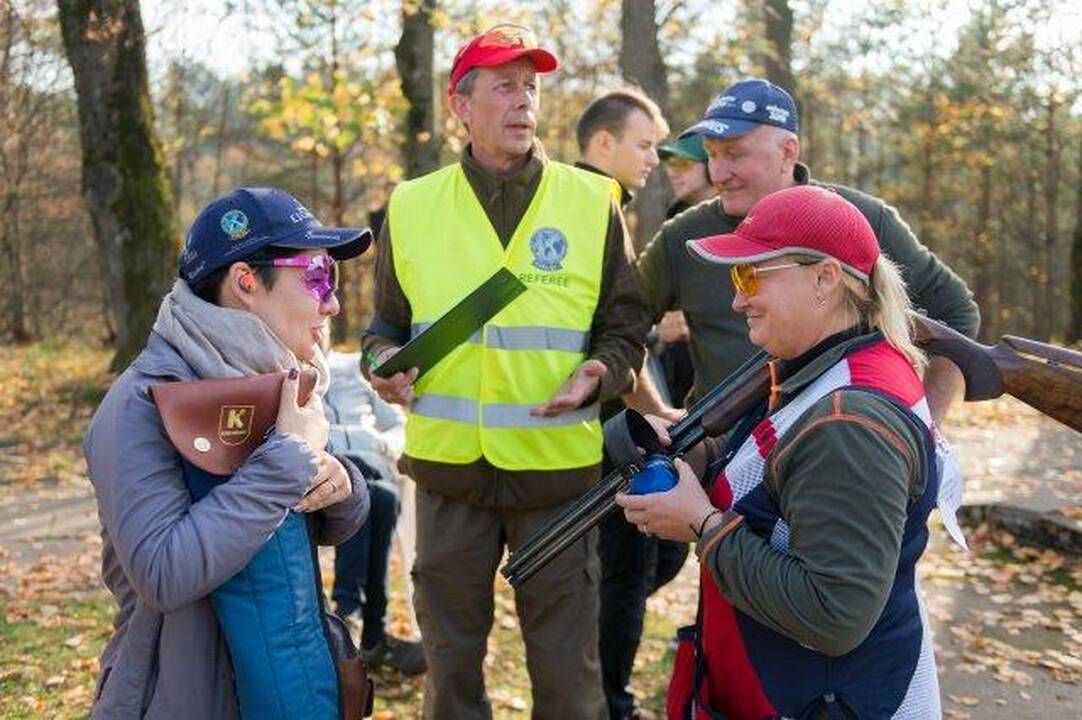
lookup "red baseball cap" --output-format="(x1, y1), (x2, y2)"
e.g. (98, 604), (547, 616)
(449, 24), (559, 95)
(686, 185), (879, 283)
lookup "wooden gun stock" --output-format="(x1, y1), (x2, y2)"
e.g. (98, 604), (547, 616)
(911, 314), (1082, 434)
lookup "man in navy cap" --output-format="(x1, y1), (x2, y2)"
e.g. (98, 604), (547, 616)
(633, 78), (979, 423)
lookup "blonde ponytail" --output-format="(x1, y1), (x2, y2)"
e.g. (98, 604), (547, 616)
(841, 256), (927, 372)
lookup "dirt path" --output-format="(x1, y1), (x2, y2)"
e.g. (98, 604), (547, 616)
(0, 481), (97, 566)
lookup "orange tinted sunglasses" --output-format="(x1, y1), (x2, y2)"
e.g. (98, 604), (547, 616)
(665, 157), (699, 172)
(730, 260), (818, 296)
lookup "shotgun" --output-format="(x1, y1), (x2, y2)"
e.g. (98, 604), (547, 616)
(503, 350), (771, 587)
(501, 316), (1082, 587)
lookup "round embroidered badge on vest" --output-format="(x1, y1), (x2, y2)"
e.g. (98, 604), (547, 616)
(529, 227), (567, 271)
(220, 209), (250, 240)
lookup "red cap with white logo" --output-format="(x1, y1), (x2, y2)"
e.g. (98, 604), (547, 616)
(449, 24), (559, 95)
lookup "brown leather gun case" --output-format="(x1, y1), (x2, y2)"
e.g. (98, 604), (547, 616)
(148, 369), (318, 475)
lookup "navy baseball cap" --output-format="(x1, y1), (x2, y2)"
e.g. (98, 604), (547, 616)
(179, 187), (372, 286)
(680, 78), (798, 141)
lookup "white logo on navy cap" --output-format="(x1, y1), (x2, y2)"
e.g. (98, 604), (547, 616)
(766, 104), (791, 124)
(741, 100), (756, 113)
(290, 206), (315, 224)
(698, 120), (731, 136)
(220, 210), (250, 240)
(706, 94), (737, 115)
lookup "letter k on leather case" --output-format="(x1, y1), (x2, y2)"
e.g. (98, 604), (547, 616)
(149, 369), (318, 475)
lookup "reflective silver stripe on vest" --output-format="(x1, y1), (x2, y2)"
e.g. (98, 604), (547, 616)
(485, 326), (589, 353)
(411, 323), (482, 344)
(482, 403), (599, 428)
(410, 324), (588, 352)
(412, 394), (478, 423)
(412, 395), (600, 428)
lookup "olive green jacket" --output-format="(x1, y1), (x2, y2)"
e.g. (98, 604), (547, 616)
(636, 164), (980, 401)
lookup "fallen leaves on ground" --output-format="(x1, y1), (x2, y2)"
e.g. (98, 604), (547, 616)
(922, 521), (1082, 698)
(0, 546), (102, 600)
(0, 343), (111, 489)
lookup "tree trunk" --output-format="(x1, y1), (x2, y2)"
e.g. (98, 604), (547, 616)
(1068, 127), (1082, 343)
(325, 13), (354, 345)
(394, 0), (439, 179)
(0, 67), (28, 341)
(0, 3), (41, 343)
(168, 62), (184, 214)
(1026, 165), (1040, 335)
(619, 0), (670, 252)
(58, 0), (178, 370)
(1040, 97), (1059, 340)
(994, 196), (1012, 334)
(917, 85), (938, 254)
(854, 123), (870, 190)
(836, 99), (851, 183)
(1, 188), (31, 343)
(971, 163), (996, 341)
(762, 0), (794, 92)
(309, 151), (320, 209)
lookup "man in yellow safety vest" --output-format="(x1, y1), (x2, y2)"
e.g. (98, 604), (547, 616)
(362, 23), (651, 720)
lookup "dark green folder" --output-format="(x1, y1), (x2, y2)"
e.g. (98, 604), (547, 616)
(373, 267), (528, 380)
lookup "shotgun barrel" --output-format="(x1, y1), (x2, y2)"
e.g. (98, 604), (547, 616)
(502, 316), (1082, 587)
(501, 350), (770, 588)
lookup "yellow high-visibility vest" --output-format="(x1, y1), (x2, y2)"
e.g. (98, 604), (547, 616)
(389, 161), (615, 470)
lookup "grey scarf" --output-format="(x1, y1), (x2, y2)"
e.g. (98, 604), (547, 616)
(152, 279), (329, 394)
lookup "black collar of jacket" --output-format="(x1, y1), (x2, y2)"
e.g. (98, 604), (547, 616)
(574, 160), (633, 209)
(772, 330), (885, 407)
(460, 139), (546, 198)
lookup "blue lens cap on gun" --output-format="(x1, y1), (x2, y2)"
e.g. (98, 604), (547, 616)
(628, 456), (677, 495)
(602, 408), (677, 494)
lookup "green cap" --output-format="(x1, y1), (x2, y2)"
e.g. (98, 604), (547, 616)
(658, 134), (707, 163)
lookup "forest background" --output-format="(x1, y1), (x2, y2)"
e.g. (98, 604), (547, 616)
(1, 2), (1080, 717)
(2, 0), (1082, 366)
